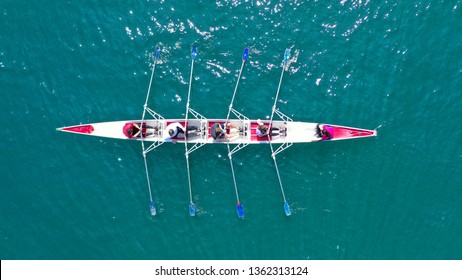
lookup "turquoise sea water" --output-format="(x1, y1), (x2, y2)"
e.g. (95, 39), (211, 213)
(1, 0), (461, 260)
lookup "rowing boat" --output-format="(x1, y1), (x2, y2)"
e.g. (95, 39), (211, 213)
(57, 47), (377, 218)
(57, 119), (376, 144)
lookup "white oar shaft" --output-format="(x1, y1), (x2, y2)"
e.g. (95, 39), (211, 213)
(225, 49), (249, 217)
(185, 58), (194, 116)
(267, 49), (291, 215)
(141, 55), (158, 122)
(142, 152), (153, 201)
(185, 155), (193, 202)
(184, 48), (197, 215)
(228, 147), (240, 203)
(225, 60), (245, 123)
(269, 63), (286, 126)
(272, 155), (287, 202)
(140, 51), (160, 216)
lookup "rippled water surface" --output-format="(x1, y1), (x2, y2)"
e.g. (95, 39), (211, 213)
(1, 0), (461, 259)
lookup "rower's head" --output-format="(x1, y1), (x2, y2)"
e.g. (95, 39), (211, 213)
(168, 129), (174, 136)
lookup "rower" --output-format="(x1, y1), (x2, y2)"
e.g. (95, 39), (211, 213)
(123, 122), (157, 138)
(123, 123), (146, 138)
(166, 122), (199, 139)
(316, 124), (333, 140)
(256, 119), (285, 137)
(210, 122), (240, 140)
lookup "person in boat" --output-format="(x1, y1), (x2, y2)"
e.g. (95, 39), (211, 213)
(210, 122), (240, 140)
(123, 122), (156, 138)
(167, 122), (198, 138)
(123, 123), (144, 138)
(316, 124), (333, 140)
(256, 119), (284, 137)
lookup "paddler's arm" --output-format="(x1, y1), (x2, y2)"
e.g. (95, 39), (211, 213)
(131, 124), (140, 137)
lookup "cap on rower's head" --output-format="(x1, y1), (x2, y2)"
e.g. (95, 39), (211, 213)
(210, 122), (221, 139)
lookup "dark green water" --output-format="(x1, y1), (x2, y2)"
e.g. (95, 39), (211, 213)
(1, 0), (461, 259)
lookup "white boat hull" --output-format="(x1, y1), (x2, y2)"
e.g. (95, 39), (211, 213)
(57, 119), (377, 144)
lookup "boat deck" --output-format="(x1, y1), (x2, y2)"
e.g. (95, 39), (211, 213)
(161, 119), (322, 144)
(58, 119), (376, 143)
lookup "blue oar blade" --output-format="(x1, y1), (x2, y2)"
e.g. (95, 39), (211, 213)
(154, 47), (161, 60)
(149, 200), (156, 216)
(242, 48), (250, 61)
(191, 46), (198, 60)
(284, 201), (291, 216)
(189, 202), (196, 216)
(237, 202), (244, 219)
(283, 49), (291, 62)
